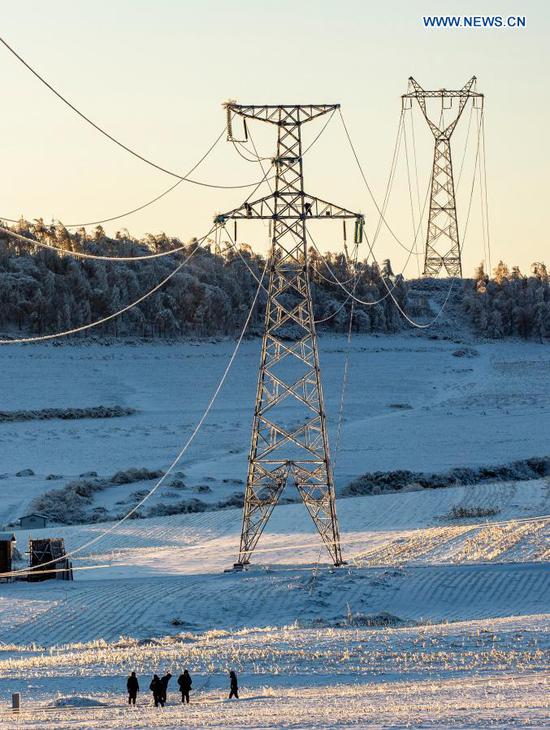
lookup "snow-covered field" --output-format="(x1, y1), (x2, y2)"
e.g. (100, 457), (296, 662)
(0, 333), (549, 727)
(1, 333), (550, 523)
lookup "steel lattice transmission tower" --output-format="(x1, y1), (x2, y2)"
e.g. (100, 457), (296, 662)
(402, 77), (483, 277)
(216, 103), (363, 567)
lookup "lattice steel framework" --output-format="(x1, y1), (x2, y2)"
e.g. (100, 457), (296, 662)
(402, 77), (483, 277)
(216, 103), (363, 567)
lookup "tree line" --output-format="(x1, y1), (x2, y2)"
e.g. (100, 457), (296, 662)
(463, 261), (550, 341)
(0, 219), (407, 339)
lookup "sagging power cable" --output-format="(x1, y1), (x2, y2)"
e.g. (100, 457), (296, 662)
(339, 109), (422, 257)
(316, 110), (484, 329)
(0, 127), (227, 228)
(0, 259), (268, 578)
(0, 153), (273, 261)
(0, 35), (270, 190)
(0, 226), (219, 344)
(0, 224), (212, 262)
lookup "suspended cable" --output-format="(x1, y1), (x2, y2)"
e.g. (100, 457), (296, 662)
(303, 109), (337, 156)
(0, 226), (220, 344)
(480, 111), (492, 273)
(313, 294), (353, 325)
(7, 506), (549, 578)
(0, 224), (212, 262)
(0, 127), (226, 228)
(320, 111), (484, 328)
(0, 150), (274, 261)
(338, 109), (422, 256)
(456, 103), (474, 188)
(308, 168), (430, 309)
(0, 260), (268, 578)
(331, 243), (359, 464)
(408, 104), (423, 226)
(23, 104), (329, 231)
(402, 115), (421, 277)
(238, 110), (417, 312)
(231, 139), (264, 164)
(0, 35), (270, 191)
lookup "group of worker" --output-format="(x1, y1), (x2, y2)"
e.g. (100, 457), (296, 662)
(126, 669), (239, 707)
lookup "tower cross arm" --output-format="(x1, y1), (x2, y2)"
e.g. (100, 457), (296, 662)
(402, 76), (483, 100)
(224, 102), (340, 125)
(215, 192), (363, 222)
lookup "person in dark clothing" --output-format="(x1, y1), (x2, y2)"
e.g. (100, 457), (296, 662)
(127, 671), (139, 705)
(149, 674), (163, 707)
(177, 669), (192, 704)
(159, 672), (172, 704)
(228, 670), (239, 699)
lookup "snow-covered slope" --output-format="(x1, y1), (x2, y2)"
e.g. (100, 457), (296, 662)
(1, 334), (550, 526)
(1, 480), (548, 646)
(0, 335), (549, 727)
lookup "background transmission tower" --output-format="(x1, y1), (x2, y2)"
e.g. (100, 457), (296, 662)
(216, 103), (364, 567)
(402, 77), (483, 277)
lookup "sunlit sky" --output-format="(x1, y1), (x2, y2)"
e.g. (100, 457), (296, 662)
(1, 0), (548, 276)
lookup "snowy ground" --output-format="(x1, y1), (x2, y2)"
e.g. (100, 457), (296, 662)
(1, 333), (550, 524)
(0, 333), (549, 726)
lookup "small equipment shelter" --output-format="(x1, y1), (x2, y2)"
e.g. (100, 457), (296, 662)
(19, 514), (47, 530)
(28, 537), (73, 582)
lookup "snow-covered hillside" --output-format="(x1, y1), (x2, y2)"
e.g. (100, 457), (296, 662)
(0, 334), (549, 727)
(0, 481), (548, 728)
(1, 333), (550, 527)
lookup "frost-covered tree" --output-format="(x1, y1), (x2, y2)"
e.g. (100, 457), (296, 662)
(0, 220), (410, 339)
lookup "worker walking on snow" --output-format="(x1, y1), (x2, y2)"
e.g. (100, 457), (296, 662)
(149, 674), (163, 707)
(228, 670), (239, 699)
(177, 669), (192, 704)
(126, 671), (139, 705)
(159, 671), (172, 704)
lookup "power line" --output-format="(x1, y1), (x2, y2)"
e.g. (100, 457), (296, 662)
(0, 127), (226, 228)
(318, 110), (484, 329)
(0, 154), (274, 261)
(0, 98), (331, 233)
(0, 260), (268, 579)
(228, 110), (420, 313)
(480, 111), (492, 273)
(0, 35), (270, 190)
(0, 224), (211, 262)
(402, 113), (421, 276)
(338, 109), (422, 257)
(0, 226), (219, 344)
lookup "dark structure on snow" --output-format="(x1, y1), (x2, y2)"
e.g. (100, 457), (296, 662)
(0, 532), (16, 578)
(28, 537), (73, 581)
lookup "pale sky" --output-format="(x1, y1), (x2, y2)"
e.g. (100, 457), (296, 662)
(1, 0), (548, 276)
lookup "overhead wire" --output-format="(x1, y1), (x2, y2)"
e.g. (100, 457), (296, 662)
(0, 258), (268, 578)
(0, 102), (289, 233)
(308, 168), (430, 311)
(480, 110), (492, 273)
(403, 112), (422, 277)
(235, 111), (420, 314)
(0, 150), (274, 262)
(0, 145), (278, 343)
(338, 109), (422, 257)
(408, 102), (423, 227)
(230, 111), (427, 318)
(0, 224), (210, 262)
(0, 226), (217, 344)
(5, 507), (550, 578)
(0, 127), (227, 228)
(321, 109), (485, 328)
(0, 35), (270, 191)
(332, 247), (359, 464)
